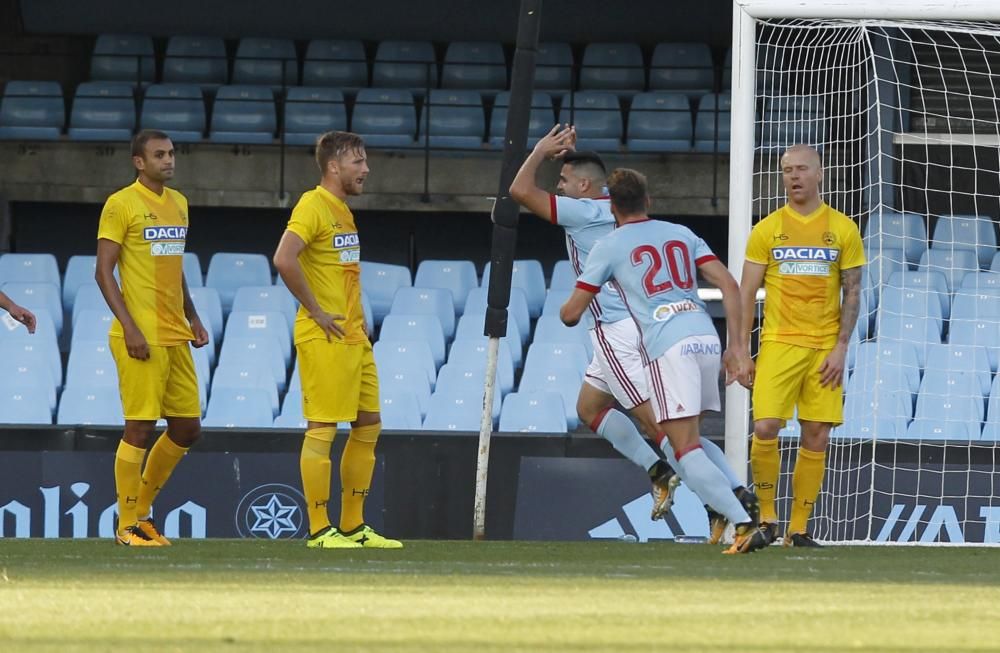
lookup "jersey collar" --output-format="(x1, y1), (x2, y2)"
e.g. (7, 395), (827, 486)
(315, 184), (350, 212)
(784, 202), (827, 222)
(132, 179), (169, 204)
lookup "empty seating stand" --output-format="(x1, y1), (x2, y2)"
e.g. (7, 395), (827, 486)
(283, 87), (347, 146)
(163, 36), (228, 87)
(0, 81), (64, 140)
(304, 40), (368, 91)
(68, 82), (135, 141)
(90, 34), (154, 86)
(209, 85), (276, 144)
(140, 84), (206, 142)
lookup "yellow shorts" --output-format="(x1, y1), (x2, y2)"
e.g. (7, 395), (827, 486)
(110, 336), (200, 421)
(297, 338), (379, 424)
(752, 340), (844, 426)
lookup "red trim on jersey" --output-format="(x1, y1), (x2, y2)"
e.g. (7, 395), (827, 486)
(575, 281), (600, 293)
(674, 443), (704, 461)
(695, 254), (719, 266)
(594, 324), (644, 406)
(595, 195), (610, 200)
(549, 194), (558, 224)
(589, 406), (613, 433)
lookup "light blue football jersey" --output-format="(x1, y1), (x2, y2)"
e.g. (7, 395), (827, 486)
(552, 193), (630, 325)
(577, 218), (718, 361)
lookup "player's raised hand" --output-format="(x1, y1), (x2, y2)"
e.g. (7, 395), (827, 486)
(190, 317), (210, 348)
(6, 303), (36, 334)
(534, 124), (576, 160)
(818, 344), (847, 389)
(310, 310), (345, 342)
(124, 324), (150, 360)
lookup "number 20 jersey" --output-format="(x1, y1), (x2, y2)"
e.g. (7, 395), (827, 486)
(576, 218), (717, 362)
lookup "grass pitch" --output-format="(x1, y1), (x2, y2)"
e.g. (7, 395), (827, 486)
(1, 540), (998, 652)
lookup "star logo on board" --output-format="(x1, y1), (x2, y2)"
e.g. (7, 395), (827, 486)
(234, 483), (307, 539)
(249, 495), (300, 539)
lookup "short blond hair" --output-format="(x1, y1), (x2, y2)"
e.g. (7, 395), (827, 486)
(315, 131), (365, 173)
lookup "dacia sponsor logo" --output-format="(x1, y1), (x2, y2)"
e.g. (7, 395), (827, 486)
(333, 232), (359, 249)
(143, 226), (188, 241)
(771, 246), (839, 261)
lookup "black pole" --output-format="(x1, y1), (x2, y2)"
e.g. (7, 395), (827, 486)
(484, 0), (541, 340)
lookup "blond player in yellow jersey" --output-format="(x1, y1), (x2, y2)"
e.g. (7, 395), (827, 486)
(273, 131), (401, 549)
(95, 129), (210, 547)
(739, 145), (864, 548)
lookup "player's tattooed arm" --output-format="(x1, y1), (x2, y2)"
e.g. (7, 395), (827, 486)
(837, 266), (862, 346)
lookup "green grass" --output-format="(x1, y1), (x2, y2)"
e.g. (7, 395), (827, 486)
(1, 540), (999, 652)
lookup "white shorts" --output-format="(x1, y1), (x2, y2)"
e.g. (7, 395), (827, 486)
(583, 318), (647, 410)
(646, 334), (722, 422)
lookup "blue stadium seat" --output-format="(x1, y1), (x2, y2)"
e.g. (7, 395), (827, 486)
(524, 341), (589, 379)
(273, 391), (307, 429)
(283, 87), (347, 146)
(454, 313), (522, 368)
(532, 315), (593, 358)
(839, 383), (911, 439)
(224, 310), (291, 367)
(925, 343), (991, 396)
(1, 310), (59, 371)
(462, 287), (530, 347)
(878, 285), (943, 327)
(759, 95), (825, 152)
(906, 371), (983, 440)
(961, 270), (1000, 293)
(372, 41), (437, 93)
(535, 43), (573, 93)
(499, 392), (567, 433)
(379, 391), (423, 430)
(189, 286), (224, 343)
(434, 364), (504, 415)
(426, 89), (485, 149)
(218, 336), (286, 392)
(352, 88), (418, 148)
(441, 42), (506, 92)
(446, 338), (515, 396)
(381, 368), (432, 419)
(0, 351), (56, 412)
(518, 362), (583, 429)
(885, 270), (949, 319)
(541, 288), (571, 317)
(374, 339), (437, 388)
(0, 253), (60, 290)
(204, 388), (275, 428)
(948, 317), (1000, 372)
(211, 360), (279, 416)
(378, 314), (446, 368)
(932, 214), (997, 269)
(90, 34), (154, 85)
(627, 91), (692, 152)
(693, 93), (730, 152)
(488, 91), (554, 149)
(980, 375), (1000, 440)
(558, 92), (622, 151)
(865, 248), (906, 299)
(233, 38), (298, 89)
(919, 248), (979, 294)
(0, 387), (52, 425)
(849, 341), (920, 397)
(68, 82), (135, 141)
(481, 259), (546, 318)
(864, 210), (927, 265)
(876, 314), (941, 367)
(360, 261), (411, 325)
(182, 252), (203, 287)
(952, 290), (1000, 325)
(62, 255), (96, 312)
(140, 84), (205, 143)
(0, 282), (63, 336)
(992, 252), (1000, 272)
(209, 85), (276, 144)
(579, 43), (645, 97)
(421, 392), (489, 431)
(205, 252), (272, 313)
(56, 386), (122, 426)
(232, 285), (297, 332)
(415, 259), (478, 313)
(0, 81), (64, 140)
(389, 287), (454, 339)
(0, 339), (61, 389)
(438, 350), (512, 396)
(303, 40), (368, 90)
(549, 260), (575, 290)
(64, 343), (118, 390)
(163, 36), (228, 87)
(649, 43), (714, 98)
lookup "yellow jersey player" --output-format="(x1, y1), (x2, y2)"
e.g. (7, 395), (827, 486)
(273, 131), (401, 549)
(739, 144), (865, 548)
(95, 129), (210, 547)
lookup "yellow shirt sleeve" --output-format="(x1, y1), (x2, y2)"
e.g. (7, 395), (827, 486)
(286, 200), (319, 245)
(97, 196), (128, 244)
(745, 220), (770, 265)
(840, 221), (866, 269)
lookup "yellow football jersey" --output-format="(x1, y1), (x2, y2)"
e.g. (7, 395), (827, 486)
(745, 202), (865, 348)
(285, 185), (366, 345)
(97, 180), (193, 346)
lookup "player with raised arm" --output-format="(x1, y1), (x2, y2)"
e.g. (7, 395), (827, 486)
(561, 168), (770, 554)
(273, 130), (401, 549)
(96, 129), (210, 547)
(740, 145), (864, 548)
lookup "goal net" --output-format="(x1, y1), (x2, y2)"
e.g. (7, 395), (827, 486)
(727, 2), (1000, 544)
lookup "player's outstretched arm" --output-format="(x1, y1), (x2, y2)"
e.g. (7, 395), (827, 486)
(818, 266), (862, 389)
(509, 123), (576, 220)
(0, 291), (36, 334)
(701, 259), (752, 386)
(96, 238), (148, 360)
(559, 286), (596, 327)
(273, 230), (344, 342)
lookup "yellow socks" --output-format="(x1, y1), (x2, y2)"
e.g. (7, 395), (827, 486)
(339, 423), (380, 533)
(135, 432), (188, 520)
(301, 427), (335, 536)
(114, 440), (146, 534)
(789, 447), (826, 535)
(750, 433), (780, 524)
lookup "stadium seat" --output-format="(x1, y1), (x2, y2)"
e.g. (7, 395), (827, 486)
(649, 43), (714, 98)
(180, 252), (203, 287)
(961, 270), (1000, 293)
(626, 91), (693, 152)
(532, 315), (593, 358)
(163, 36), (228, 87)
(352, 88), (418, 148)
(62, 255), (96, 312)
(415, 259), (478, 313)
(68, 82), (135, 141)
(849, 341), (920, 397)
(864, 209), (927, 265)
(283, 87), (347, 146)
(434, 364), (503, 415)
(425, 89), (485, 149)
(980, 375), (1000, 439)
(535, 43), (573, 93)
(925, 343), (991, 396)
(876, 314), (941, 367)
(381, 367), (432, 419)
(693, 93), (730, 152)
(379, 391), (423, 430)
(885, 270), (949, 320)
(449, 336), (517, 380)
(303, 39), (368, 90)
(948, 316), (1000, 372)
(209, 85), (276, 144)
(1, 310), (59, 370)
(421, 392), (489, 431)
(446, 338), (515, 396)
(839, 384), (911, 439)
(919, 248), (979, 294)
(389, 287), (454, 339)
(481, 259), (546, 318)
(499, 392), (568, 433)
(203, 387), (275, 428)
(232, 285), (297, 332)
(441, 42), (506, 92)
(0, 351), (56, 412)
(951, 290), (1000, 325)
(373, 339), (438, 388)
(0, 282), (62, 336)
(361, 261), (412, 325)
(524, 341), (589, 379)
(991, 252), (1000, 272)
(759, 95), (825, 152)
(579, 43), (645, 97)
(56, 386), (123, 426)
(89, 34), (154, 85)
(205, 252), (273, 313)
(378, 314), (446, 368)
(878, 285), (943, 328)
(211, 360), (279, 416)
(932, 214), (997, 269)
(0, 386), (53, 425)
(218, 336), (286, 392)
(517, 363), (583, 429)
(488, 91), (554, 149)
(139, 84), (205, 143)
(0, 338), (61, 389)
(0, 253), (60, 290)
(64, 343), (119, 390)
(454, 313), (522, 368)
(558, 92), (622, 151)
(372, 41), (437, 93)
(0, 80), (64, 140)
(864, 248), (906, 299)
(189, 286), (224, 342)
(906, 371), (983, 440)
(462, 287), (530, 347)
(273, 392), (307, 429)
(437, 350), (512, 397)
(549, 260), (575, 290)
(233, 38), (298, 88)
(541, 289), (571, 317)
(224, 310), (291, 367)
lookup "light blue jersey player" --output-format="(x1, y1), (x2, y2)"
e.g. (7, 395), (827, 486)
(561, 167), (770, 555)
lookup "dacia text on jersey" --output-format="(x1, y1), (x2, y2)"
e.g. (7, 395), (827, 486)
(333, 232), (360, 263)
(772, 246), (838, 276)
(144, 226), (187, 256)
